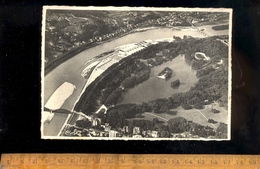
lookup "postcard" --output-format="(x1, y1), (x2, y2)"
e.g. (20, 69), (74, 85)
(41, 6), (232, 140)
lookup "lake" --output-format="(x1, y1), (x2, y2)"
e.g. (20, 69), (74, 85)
(118, 55), (198, 104)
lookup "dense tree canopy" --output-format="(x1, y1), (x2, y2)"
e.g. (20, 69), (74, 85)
(73, 35), (229, 139)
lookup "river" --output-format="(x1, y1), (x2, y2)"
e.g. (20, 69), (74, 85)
(44, 26), (228, 111)
(118, 55), (197, 104)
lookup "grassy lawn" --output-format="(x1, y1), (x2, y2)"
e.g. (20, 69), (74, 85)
(168, 103), (227, 127)
(127, 112), (165, 122)
(128, 103), (228, 128)
(199, 103), (228, 125)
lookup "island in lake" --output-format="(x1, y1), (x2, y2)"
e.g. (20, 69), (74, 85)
(157, 67), (173, 79)
(171, 79), (180, 88)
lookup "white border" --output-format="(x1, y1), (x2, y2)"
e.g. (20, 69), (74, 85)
(41, 7), (46, 138)
(228, 9), (233, 141)
(41, 6), (232, 140)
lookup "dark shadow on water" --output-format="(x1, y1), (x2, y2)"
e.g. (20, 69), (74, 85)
(165, 76), (172, 81)
(171, 86), (180, 89)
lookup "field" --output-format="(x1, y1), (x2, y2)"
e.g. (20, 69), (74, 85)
(129, 103), (228, 129)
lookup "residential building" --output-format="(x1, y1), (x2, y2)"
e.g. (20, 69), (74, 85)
(109, 130), (118, 137)
(123, 126), (129, 133)
(151, 131), (159, 138)
(133, 127), (141, 135)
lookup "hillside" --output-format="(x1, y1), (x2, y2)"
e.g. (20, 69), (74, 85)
(44, 10), (170, 67)
(44, 10), (229, 71)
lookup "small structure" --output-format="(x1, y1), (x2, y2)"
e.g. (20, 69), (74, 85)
(133, 127), (141, 135)
(123, 126), (129, 133)
(133, 135), (142, 138)
(95, 104), (108, 114)
(151, 131), (159, 138)
(92, 118), (101, 126)
(109, 130), (118, 137)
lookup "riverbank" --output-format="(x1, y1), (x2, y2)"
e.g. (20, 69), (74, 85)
(44, 22), (229, 76)
(44, 26), (160, 75)
(45, 42), (97, 75)
(44, 25), (230, 137)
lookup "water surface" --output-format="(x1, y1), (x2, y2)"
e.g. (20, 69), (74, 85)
(118, 55), (198, 103)
(44, 26), (228, 110)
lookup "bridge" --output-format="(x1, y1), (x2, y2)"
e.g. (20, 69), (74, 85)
(186, 19), (209, 37)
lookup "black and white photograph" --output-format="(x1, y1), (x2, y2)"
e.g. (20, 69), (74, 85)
(41, 6), (232, 140)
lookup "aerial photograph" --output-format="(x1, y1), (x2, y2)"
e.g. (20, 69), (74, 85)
(42, 7), (232, 140)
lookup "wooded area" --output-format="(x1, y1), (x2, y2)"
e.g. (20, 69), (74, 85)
(74, 35), (229, 138)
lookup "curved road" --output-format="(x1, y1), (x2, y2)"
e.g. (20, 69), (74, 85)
(194, 109), (217, 129)
(145, 112), (168, 121)
(146, 109), (217, 129)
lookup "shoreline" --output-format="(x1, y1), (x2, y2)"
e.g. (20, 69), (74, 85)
(44, 26), (162, 75)
(44, 20), (229, 76)
(58, 46), (227, 137)
(45, 25), (229, 136)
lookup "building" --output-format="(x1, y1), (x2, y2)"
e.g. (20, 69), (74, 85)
(109, 130), (118, 137)
(133, 127), (141, 135)
(92, 118), (101, 127)
(151, 131), (159, 138)
(104, 126), (111, 132)
(132, 135), (142, 138)
(147, 130), (152, 136)
(95, 104), (108, 114)
(123, 126), (129, 133)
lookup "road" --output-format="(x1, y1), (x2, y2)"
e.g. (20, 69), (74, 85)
(194, 109), (217, 129)
(146, 110), (217, 129)
(217, 39), (229, 46)
(145, 112), (168, 122)
(186, 19), (209, 37)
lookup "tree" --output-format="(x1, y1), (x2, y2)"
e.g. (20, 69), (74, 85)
(167, 117), (188, 133)
(182, 103), (193, 110)
(75, 119), (92, 128)
(104, 90), (121, 105)
(167, 110), (178, 115)
(152, 118), (159, 125)
(121, 76), (136, 88)
(171, 79), (180, 88)
(159, 105), (169, 113)
(193, 103), (204, 109)
(160, 130), (170, 138)
(208, 119), (217, 124)
(215, 122), (227, 139)
(211, 108), (220, 113)
(141, 102), (152, 112)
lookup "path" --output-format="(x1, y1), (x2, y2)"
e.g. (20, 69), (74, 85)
(195, 109), (217, 129)
(145, 112), (168, 122)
